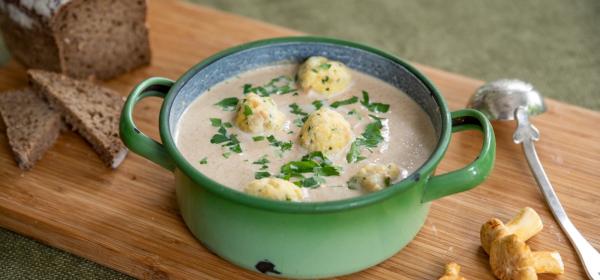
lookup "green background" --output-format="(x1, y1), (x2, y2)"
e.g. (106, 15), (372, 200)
(1, 0), (598, 279)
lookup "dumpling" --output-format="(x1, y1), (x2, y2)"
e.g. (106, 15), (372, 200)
(299, 108), (352, 154)
(348, 163), (401, 192)
(297, 56), (351, 96)
(244, 178), (304, 201)
(235, 93), (285, 133)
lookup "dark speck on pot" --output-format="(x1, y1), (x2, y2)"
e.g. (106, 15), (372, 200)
(255, 260), (281, 274)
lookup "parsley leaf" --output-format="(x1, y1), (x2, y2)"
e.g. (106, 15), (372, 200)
(252, 136), (265, 142)
(244, 76), (297, 97)
(360, 91), (390, 113)
(243, 104), (253, 116)
(252, 154), (270, 166)
(289, 103), (308, 116)
(210, 118), (222, 127)
(214, 97), (239, 111)
(312, 100), (324, 110)
(199, 157), (208, 164)
(330, 96), (358, 108)
(278, 152), (341, 188)
(319, 63), (332, 70)
(290, 103), (309, 127)
(254, 171), (271, 179)
(267, 135), (293, 156)
(346, 115), (385, 163)
(348, 109), (363, 120)
(210, 120), (243, 155)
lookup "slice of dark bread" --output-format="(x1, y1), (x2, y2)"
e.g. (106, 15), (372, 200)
(0, 0), (150, 80)
(28, 69), (128, 168)
(0, 88), (62, 170)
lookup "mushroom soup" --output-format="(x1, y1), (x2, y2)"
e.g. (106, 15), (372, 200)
(175, 59), (436, 202)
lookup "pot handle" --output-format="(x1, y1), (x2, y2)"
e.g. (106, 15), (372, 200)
(120, 77), (176, 172)
(421, 109), (496, 203)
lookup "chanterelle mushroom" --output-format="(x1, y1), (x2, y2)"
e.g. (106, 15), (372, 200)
(438, 262), (466, 280)
(490, 234), (564, 280)
(481, 207), (543, 254)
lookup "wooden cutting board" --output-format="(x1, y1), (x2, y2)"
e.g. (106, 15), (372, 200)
(0, 0), (598, 279)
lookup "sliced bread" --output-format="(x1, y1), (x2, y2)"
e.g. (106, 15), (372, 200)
(0, 88), (62, 170)
(28, 69), (128, 168)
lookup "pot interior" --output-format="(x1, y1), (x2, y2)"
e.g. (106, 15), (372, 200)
(168, 41), (443, 141)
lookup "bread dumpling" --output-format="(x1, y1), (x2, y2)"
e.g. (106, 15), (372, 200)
(235, 93), (285, 133)
(297, 56), (351, 96)
(299, 108), (352, 154)
(244, 178), (304, 201)
(348, 163), (401, 192)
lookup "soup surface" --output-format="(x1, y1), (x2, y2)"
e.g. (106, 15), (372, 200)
(175, 64), (437, 202)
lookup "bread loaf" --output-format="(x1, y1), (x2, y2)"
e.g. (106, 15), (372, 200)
(0, 0), (151, 80)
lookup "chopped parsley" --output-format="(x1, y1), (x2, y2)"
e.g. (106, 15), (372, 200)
(252, 135), (265, 142)
(210, 118), (232, 128)
(289, 103), (308, 116)
(243, 104), (253, 116)
(199, 157), (208, 164)
(222, 152), (232, 158)
(346, 115), (385, 163)
(210, 119), (242, 156)
(243, 76), (297, 97)
(267, 135), (293, 155)
(278, 152), (341, 188)
(330, 96), (358, 108)
(252, 155), (271, 179)
(348, 109), (363, 120)
(214, 97), (239, 111)
(252, 154), (270, 169)
(210, 118), (222, 127)
(319, 63), (332, 70)
(254, 171), (271, 179)
(312, 100), (324, 110)
(360, 90), (390, 113)
(289, 103), (309, 127)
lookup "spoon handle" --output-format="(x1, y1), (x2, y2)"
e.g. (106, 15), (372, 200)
(514, 107), (600, 280)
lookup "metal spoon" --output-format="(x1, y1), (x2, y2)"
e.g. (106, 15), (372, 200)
(468, 79), (600, 280)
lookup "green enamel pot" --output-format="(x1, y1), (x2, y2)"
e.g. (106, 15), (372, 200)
(120, 36), (495, 279)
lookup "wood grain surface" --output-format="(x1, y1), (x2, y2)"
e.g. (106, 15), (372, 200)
(0, 0), (598, 279)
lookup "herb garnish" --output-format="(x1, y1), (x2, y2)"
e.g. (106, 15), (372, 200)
(214, 97), (239, 111)
(243, 76), (297, 97)
(330, 96), (358, 108)
(289, 103), (308, 116)
(289, 103), (309, 127)
(243, 104), (253, 116)
(346, 115), (385, 163)
(348, 109), (363, 120)
(312, 100), (324, 110)
(279, 152), (341, 188)
(210, 119), (243, 156)
(252, 136), (265, 142)
(252, 155), (271, 179)
(360, 91), (390, 113)
(199, 157), (208, 165)
(254, 171), (271, 179)
(267, 135), (293, 155)
(319, 63), (332, 70)
(252, 154), (270, 170)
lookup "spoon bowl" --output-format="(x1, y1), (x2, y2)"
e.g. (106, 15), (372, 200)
(467, 79), (546, 121)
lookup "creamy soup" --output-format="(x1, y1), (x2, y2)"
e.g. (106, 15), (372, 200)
(175, 64), (436, 202)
